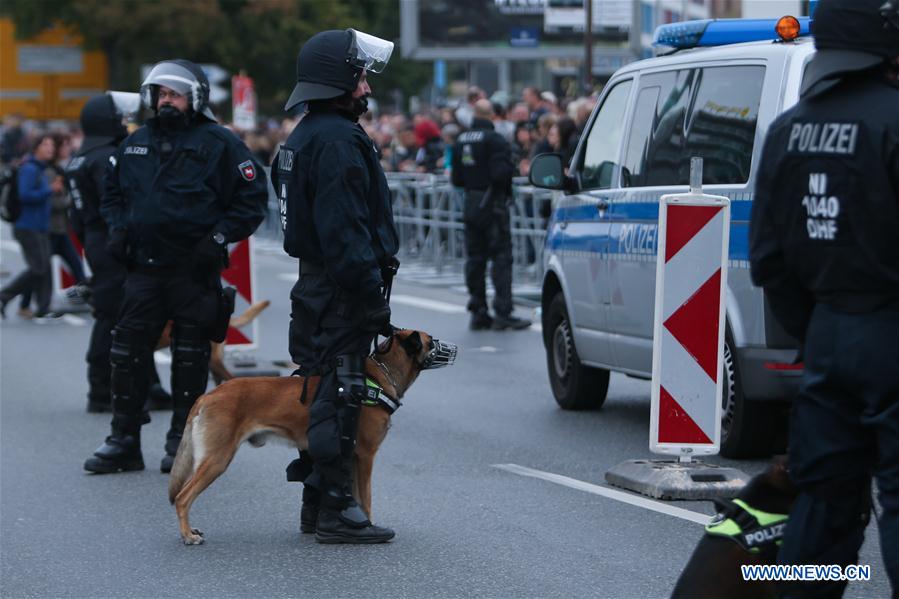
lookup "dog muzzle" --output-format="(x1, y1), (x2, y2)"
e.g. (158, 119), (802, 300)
(420, 339), (457, 370)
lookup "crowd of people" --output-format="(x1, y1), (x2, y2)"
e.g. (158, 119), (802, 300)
(0, 121), (89, 321)
(238, 84), (597, 178)
(0, 84), (595, 323)
(2, 84), (597, 183)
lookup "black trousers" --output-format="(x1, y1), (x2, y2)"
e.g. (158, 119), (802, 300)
(110, 266), (219, 436)
(84, 229), (125, 398)
(463, 207), (513, 317)
(19, 231), (87, 308)
(288, 271), (373, 496)
(778, 303), (899, 595)
(0, 228), (51, 314)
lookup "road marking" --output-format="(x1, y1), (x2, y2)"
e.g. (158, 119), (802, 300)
(62, 314), (87, 326)
(1, 239), (19, 252)
(493, 463), (711, 525)
(475, 346), (499, 352)
(272, 274), (539, 329)
(390, 294), (466, 314)
(154, 351), (172, 365)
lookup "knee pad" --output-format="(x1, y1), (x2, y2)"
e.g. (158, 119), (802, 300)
(171, 322), (210, 409)
(335, 353), (366, 400)
(111, 327), (147, 380)
(334, 353), (366, 460)
(110, 327), (150, 423)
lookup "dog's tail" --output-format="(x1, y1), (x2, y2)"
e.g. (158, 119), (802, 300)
(229, 300), (270, 329)
(168, 414), (196, 504)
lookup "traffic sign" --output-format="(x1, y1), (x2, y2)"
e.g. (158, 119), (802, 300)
(649, 163), (730, 456)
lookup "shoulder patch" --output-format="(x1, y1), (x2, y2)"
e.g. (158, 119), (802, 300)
(238, 160), (257, 181)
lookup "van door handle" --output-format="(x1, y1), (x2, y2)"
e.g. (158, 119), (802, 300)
(595, 198), (609, 210)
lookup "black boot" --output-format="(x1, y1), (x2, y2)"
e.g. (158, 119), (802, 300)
(491, 313), (532, 330)
(469, 309), (493, 331)
(160, 433), (181, 474)
(84, 431), (144, 473)
(314, 501), (395, 544)
(300, 485), (320, 534)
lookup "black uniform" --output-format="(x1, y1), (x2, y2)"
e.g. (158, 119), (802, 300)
(750, 65), (899, 595)
(451, 118), (516, 323)
(67, 139), (128, 410)
(274, 106), (398, 514)
(66, 94), (168, 413)
(95, 115), (268, 467)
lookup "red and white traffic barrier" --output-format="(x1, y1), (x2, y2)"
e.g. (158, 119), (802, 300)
(649, 168), (730, 457)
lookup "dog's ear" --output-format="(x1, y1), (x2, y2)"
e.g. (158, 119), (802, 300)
(399, 331), (423, 356)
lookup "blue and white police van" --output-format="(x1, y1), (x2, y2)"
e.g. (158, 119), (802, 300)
(529, 16), (816, 457)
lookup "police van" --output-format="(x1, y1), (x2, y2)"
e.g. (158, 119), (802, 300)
(529, 16), (816, 458)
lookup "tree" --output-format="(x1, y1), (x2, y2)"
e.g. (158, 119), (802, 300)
(1, 0), (433, 117)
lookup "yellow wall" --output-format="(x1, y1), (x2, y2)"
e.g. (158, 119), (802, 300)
(0, 18), (108, 121)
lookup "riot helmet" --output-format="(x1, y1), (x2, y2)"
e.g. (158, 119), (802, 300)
(802, 0), (899, 96)
(79, 91), (140, 152)
(284, 28), (394, 111)
(140, 59), (215, 121)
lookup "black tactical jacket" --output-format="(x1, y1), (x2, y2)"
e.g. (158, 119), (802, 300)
(101, 117), (268, 267)
(750, 71), (899, 340)
(273, 108), (399, 301)
(66, 142), (118, 237)
(451, 118), (514, 196)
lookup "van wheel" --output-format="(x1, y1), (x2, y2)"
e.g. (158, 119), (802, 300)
(545, 293), (610, 410)
(719, 335), (774, 458)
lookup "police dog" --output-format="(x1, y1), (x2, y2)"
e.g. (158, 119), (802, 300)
(167, 328), (456, 545)
(671, 458), (796, 598)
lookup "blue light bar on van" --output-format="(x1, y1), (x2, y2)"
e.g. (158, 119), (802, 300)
(653, 17), (811, 49)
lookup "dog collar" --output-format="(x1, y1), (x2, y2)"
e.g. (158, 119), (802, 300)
(705, 498), (788, 554)
(362, 377), (401, 414)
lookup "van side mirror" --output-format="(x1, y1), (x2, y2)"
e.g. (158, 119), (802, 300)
(529, 153), (566, 190)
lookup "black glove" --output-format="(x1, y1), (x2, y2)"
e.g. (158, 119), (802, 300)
(192, 234), (225, 276)
(381, 256), (400, 280)
(361, 293), (391, 337)
(106, 228), (129, 265)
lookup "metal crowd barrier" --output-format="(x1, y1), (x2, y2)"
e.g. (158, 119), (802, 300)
(257, 171), (553, 283)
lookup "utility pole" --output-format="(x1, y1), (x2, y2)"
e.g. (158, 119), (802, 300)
(584, 0), (593, 92)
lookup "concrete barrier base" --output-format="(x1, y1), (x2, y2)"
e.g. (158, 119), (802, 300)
(605, 459), (748, 501)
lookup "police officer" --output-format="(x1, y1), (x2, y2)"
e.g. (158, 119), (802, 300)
(749, 0), (899, 593)
(83, 59), (268, 474)
(66, 92), (169, 414)
(274, 29), (399, 544)
(452, 99), (531, 331)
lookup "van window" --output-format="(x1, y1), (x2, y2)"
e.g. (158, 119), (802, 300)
(579, 79), (632, 190)
(623, 65), (765, 187)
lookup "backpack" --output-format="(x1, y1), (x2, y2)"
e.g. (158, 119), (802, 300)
(0, 165), (21, 223)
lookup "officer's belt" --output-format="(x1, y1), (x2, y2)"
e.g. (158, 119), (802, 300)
(705, 497), (788, 555)
(300, 261), (325, 275)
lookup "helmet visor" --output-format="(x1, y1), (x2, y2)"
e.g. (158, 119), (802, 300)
(108, 91), (141, 118)
(140, 62), (197, 100)
(348, 29), (394, 73)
